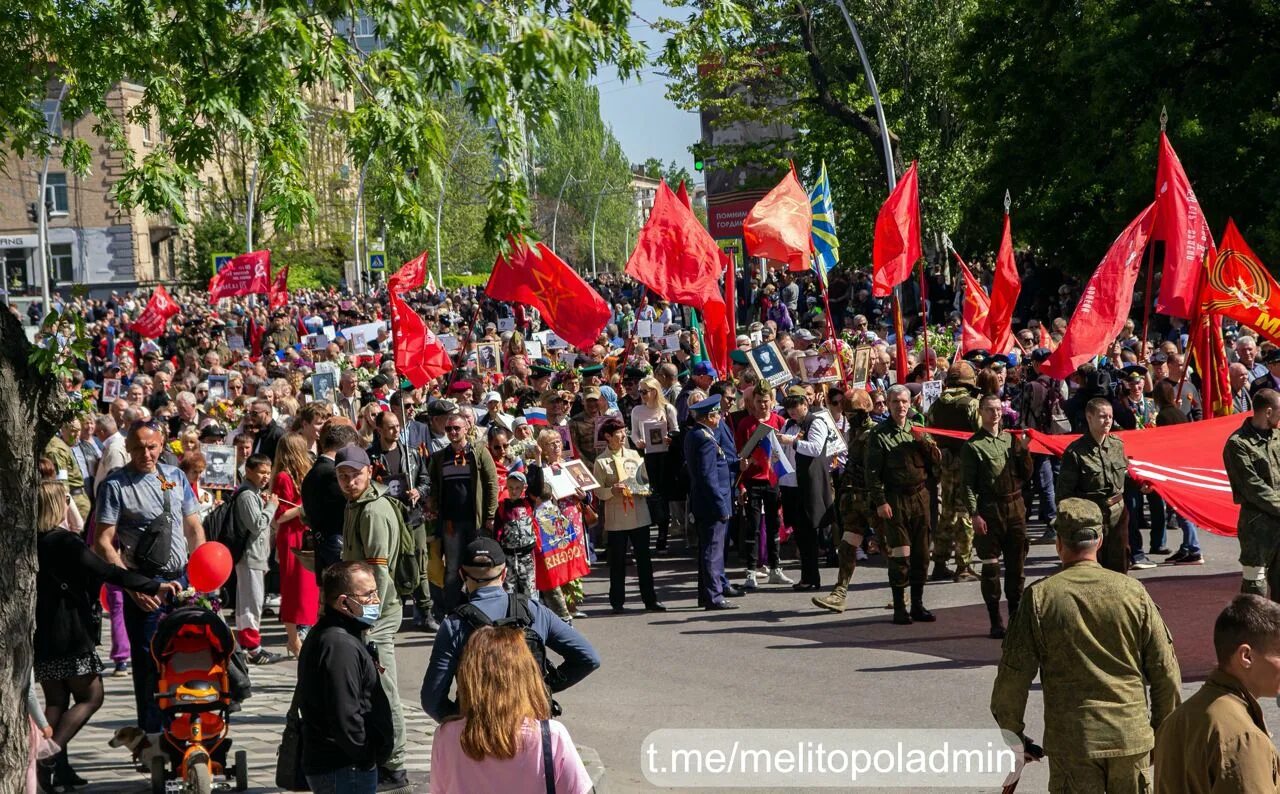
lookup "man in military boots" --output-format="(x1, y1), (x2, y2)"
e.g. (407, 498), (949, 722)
(866, 384), (941, 624)
(1057, 398), (1130, 573)
(926, 362), (981, 582)
(961, 394), (1033, 639)
(1223, 388), (1280, 599)
(991, 498), (1181, 793)
(813, 390), (876, 614)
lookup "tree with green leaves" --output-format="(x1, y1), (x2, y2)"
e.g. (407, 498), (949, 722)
(0, 0), (644, 779)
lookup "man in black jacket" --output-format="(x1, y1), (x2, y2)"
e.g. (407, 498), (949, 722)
(303, 421), (361, 582)
(247, 398), (286, 461)
(298, 561), (393, 794)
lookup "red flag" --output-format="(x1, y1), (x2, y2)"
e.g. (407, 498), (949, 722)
(1041, 204), (1156, 379)
(488, 238), (611, 351)
(248, 315), (263, 359)
(724, 253), (736, 346)
(268, 266), (289, 310)
(388, 251), (428, 296)
(131, 285), (180, 339)
(1153, 131), (1212, 319)
(1199, 220), (1280, 346)
(626, 182), (731, 374)
(676, 180), (691, 209)
(953, 252), (994, 355)
(208, 250), (271, 303)
(987, 212), (1020, 353)
(1039, 325), (1054, 351)
(742, 168), (813, 271)
(390, 290), (452, 387)
(872, 162), (922, 298)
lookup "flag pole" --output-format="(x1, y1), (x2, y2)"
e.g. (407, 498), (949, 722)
(918, 259), (929, 375)
(1141, 107), (1169, 358)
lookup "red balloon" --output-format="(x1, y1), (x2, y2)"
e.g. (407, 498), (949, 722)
(188, 542), (233, 593)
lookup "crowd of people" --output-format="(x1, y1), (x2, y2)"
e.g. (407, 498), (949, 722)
(15, 254), (1280, 793)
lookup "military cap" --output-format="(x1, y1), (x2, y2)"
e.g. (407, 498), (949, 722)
(729, 349), (750, 366)
(1120, 364), (1148, 383)
(1149, 351), (1169, 365)
(623, 365), (649, 380)
(785, 384), (809, 399)
(963, 348), (991, 365)
(426, 398), (459, 417)
(1030, 347), (1052, 363)
(690, 394), (723, 416)
(448, 380), (473, 393)
(583, 386), (603, 400)
(1264, 348), (1280, 365)
(985, 355), (1009, 371)
(577, 363), (604, 377)
(1054, 498), (1104, 543)
(945, 361), (977, 388)
(530, 362), (555, 377)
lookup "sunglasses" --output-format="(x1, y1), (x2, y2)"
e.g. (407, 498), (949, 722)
(445, 426), (466, 433)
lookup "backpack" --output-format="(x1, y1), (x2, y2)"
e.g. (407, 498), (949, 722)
(1023, 376), (1071, 434)
(364, 493), (427, 601)
(455, 593), (553, 691)
(202, 488), (251, 563)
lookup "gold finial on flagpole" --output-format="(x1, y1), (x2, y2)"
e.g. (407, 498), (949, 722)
(1003, 189), (1011, 215)
(1160, 105), (1168, 132)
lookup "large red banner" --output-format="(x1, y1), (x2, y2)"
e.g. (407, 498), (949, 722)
(131, 284), (180, 338)
(208, 250), (271, 303)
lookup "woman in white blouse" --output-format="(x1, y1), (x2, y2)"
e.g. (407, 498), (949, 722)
(778, 388), (837, 590)
(628, 377), (679, 551)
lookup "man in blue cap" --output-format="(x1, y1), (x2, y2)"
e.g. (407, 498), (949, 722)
(684, 394), (740, 609)
(677, 361), (718, 426)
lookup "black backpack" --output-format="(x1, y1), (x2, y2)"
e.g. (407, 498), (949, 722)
(202, 488), (252, 563)
(455, 594), (559, 702)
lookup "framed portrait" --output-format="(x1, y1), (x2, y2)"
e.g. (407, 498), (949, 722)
(497, 317), (516, 332)
(346, 330), (368, 352)
(524, 340), (543, 360)
(851, 346), (873, 389)
(227, 333), (245, 352)
(635, 319), (652, 338)
(921, 379), (944, 413)
(476, 342), (501, 375)
(643, 420), (669, 453)
(101, 378), (121, 402)
(748, 342), (793, 388)
(312, 370), (337, 403)
(657, 333), (681, 353)
(562, 458), (600, 491)
(801, 352), (841, 384)
(201, 444), (237, 490)
(207, 374), (228, 402)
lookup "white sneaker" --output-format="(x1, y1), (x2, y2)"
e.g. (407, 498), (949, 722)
(744, 571), (758, 590)
(768, 568), (795, 585)
(855, 547), (868, 561)
(756, 565), (771, 577)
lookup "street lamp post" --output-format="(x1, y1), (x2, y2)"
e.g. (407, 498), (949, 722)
(590, 183), (616, 277)
(352, 161), (368, 294)
(833, 0), (896, 190)
(36, 82), (69, 316)
(436, 140), (473, 288)
(550, 171), (576, 252)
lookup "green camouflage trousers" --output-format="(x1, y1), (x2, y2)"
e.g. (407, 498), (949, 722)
(932, 451), (973, 567)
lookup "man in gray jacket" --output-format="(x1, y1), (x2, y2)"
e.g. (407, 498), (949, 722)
(234, 453), (282, 664)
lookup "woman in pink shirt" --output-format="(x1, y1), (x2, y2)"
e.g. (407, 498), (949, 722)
(429, 626), (591, 794)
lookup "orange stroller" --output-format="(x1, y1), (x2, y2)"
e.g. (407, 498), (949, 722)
(149, 606), (248, 793)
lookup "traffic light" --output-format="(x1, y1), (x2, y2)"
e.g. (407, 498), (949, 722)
(26, 202), (37, 223)
(692, 143), (705, 172)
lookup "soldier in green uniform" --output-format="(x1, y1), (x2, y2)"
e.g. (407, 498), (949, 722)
(991, 497), (1182, 793)
(866, 384), (941, 624)
(1223, 388), (1280, 599)
(961, 394), (1033, 639)
(927, 362), (981, 582)
(813, 390), (876, 613)
(1057, 397), (1130, 573)
(46, 417), (90, 517)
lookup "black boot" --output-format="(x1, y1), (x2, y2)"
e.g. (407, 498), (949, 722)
(986, 601), (1005, 640)
(54, 748), (88, 787)
(37, 759), (55, 794)
(909, 583), (936, 622)
(891, 588), (912, 625)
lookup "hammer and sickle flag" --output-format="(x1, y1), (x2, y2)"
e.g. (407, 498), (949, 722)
(1200, 220), (1280, 345)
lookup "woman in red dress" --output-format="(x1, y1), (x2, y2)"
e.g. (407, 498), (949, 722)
(270, 432), (318, 657)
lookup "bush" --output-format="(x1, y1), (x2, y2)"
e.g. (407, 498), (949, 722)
(441, 273), (490, 288)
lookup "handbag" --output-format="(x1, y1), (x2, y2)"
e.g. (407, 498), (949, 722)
(132, 484), (175, 575)
(275, 681), (308, 791)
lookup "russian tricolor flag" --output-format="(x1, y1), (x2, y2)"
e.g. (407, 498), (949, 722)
(524, 407), (548, 426)
(758, 430), (794, 485)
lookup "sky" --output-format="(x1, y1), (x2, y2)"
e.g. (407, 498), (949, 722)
(592, 0), (702, 180)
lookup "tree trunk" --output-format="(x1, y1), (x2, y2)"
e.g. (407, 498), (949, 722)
(0, 308), (66, 789)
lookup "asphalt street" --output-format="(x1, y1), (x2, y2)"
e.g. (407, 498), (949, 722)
(393, 519), (1276, 793)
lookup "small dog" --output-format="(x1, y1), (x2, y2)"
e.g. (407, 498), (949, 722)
(108, 726), (166, 768)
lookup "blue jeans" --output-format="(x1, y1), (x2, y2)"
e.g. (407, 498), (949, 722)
(1171, 510), (1200, 554)
(306, 766), (378, 794)
(123, 573), (187, 732)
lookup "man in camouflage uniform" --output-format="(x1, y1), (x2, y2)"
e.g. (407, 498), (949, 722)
(866, 384), (941, 625)
(813, 390), (876, 613)
(1223, 388), (1280, 599)
(961, 394), (1033, 639)
(46, 417), (91, 518)
(991, 497), (1182, 793)
(1057, 397), (1130, 573)
(926, 362), (980, 582)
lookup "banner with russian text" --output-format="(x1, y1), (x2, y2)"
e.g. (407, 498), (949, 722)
(532, 499), (591, 590)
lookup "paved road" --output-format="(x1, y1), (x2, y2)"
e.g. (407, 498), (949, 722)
(76, 519), (1269, 793)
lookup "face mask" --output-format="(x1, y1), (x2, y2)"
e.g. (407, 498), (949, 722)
(347, 597), (381, 626)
